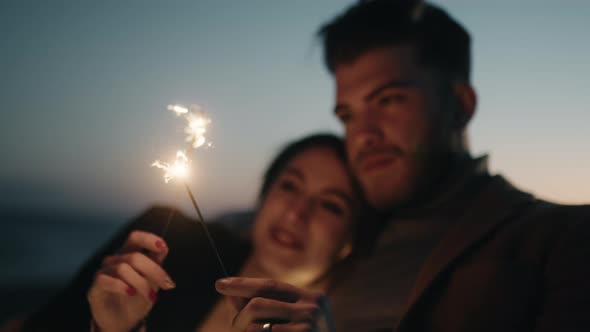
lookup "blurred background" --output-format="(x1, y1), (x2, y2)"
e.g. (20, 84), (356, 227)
(1, 0), (589, 323)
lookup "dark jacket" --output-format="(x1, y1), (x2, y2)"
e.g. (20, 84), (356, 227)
(329, 171), (590, 332)
(21, 207), (250, 332)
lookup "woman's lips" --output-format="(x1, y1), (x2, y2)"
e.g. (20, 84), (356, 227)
(269, 226), (304, 251)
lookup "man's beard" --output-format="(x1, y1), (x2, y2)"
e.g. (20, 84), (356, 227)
(357, 138), (454, 214)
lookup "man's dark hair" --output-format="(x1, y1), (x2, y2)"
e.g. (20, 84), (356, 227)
(259, 133), (348, 201)
(318, 0), (472, 82)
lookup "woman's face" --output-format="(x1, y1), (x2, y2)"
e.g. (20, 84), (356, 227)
(252, 146), (358, 286)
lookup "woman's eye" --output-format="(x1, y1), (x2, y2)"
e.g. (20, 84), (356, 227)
(378, 95), (393, 106)
(279, 180), (297, 193)
(320, 200), (345, 216)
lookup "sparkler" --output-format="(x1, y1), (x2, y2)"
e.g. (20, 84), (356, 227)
(152, 104), (228, 277)
(151, 150), (190, 184)
(167, 104), (189, 115)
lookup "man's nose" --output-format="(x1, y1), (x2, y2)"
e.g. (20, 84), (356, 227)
(348, 112), (383, 150)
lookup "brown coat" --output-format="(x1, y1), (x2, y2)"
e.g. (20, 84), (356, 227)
(330, 175), (590, 332)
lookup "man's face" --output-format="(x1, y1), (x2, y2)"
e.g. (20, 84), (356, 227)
(334, 46), (453, 210)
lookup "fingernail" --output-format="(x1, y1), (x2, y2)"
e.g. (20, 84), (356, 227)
(216, 278), (231, 289)
(94, 270), (103, 278)
(126, 287), (137, 296)
(149, 290), (158, 302)
(162, 277), (176, 289)
(155, 240), (166, 249)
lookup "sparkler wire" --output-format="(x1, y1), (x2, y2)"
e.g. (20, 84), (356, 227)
(183, 182), (229, 277)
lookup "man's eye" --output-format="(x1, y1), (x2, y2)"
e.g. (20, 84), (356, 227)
(337, 112), (352, 124)
(378, 93), (407, 107)
(320, 200), (345, 216)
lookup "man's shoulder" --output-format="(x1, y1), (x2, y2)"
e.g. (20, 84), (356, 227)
(507, 194), (590, 229)
(465, 175), (590, 253)
(521, 200), (590, 240)
(528, 200), (590, 219)
(479, 175), (589, 224)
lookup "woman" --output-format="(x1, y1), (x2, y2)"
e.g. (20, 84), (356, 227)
(20, 133), (368, 331)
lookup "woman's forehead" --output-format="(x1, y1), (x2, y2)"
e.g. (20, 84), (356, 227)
(282, 148), (354, 194)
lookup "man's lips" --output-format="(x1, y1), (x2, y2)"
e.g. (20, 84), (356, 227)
(269, 226), (304, 251)
(359, 153), (396, 173)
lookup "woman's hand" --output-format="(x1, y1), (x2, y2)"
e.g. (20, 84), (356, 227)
(87, 231), (176, 332)
(216, 277), (334, 332)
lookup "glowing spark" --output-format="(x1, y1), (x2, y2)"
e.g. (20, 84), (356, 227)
(151, 150), (190, 183)
(167, 104), (189, 116)
(185, 112), (212, 149)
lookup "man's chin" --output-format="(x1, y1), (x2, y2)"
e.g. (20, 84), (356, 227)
(361, 173), (410, 211)
(367, 191), (403, 211)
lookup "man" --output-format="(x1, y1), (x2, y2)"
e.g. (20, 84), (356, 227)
(219, 1), (590, 331)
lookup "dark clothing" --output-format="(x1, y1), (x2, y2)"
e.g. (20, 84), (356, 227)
(21, 207), (250, 332)
(329, 158), (590, 332)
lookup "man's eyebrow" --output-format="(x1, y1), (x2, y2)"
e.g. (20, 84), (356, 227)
(333, 79), (416, 115)
(365, 79), (416, 102)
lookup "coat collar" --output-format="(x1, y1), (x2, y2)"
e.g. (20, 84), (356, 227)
(396, 174), (536, 330)
(385, 156), (491, 221)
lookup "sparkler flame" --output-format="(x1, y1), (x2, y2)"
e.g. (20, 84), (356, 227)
(185, 112), (212, 148)
(151, 150), (190, 183)
(167, 104), (189, 116)
(153, 104), (212, 184)
(166, 104), (212, 149)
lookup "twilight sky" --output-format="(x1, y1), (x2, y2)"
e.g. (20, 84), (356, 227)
(1, 0), (588, 222)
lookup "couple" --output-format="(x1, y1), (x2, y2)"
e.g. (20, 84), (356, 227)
(22, 1), (590, 331)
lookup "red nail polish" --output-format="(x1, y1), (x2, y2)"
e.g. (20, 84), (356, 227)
(155, 240), (166, 249)
(149, 290), (158, 302)
(126, 287), (137, 296)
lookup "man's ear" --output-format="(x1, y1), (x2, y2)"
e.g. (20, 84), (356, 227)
(453, 82), (477, 129)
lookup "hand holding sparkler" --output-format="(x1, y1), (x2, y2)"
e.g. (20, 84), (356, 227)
(88, 231), (175, 332)
(88, 104), (225, 331)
